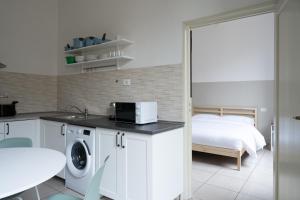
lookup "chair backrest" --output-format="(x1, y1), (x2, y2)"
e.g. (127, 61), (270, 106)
(0, 137), (32, 148)
(84, 155), (110, 200)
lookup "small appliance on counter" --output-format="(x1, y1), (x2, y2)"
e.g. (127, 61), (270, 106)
(114, 101), (157, 124)
(108, 102), (116, 120)
(0, 101), (18, 117)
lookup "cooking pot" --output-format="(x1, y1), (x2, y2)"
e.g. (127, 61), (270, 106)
(0, 101), (18, 117)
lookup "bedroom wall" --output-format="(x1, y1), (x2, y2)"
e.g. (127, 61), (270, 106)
(192, 13), (274, 83)
(192, 13), (275, 144)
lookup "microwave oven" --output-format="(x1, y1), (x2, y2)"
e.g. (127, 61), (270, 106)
(115, 102), (157, 124)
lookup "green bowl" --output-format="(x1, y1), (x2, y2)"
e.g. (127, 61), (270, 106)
(65, 56), (75, 64)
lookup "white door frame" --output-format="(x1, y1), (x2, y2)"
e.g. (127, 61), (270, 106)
(182, 1), (277, 199)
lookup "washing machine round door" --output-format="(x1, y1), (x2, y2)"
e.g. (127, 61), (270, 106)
(66, 138), (91, 178)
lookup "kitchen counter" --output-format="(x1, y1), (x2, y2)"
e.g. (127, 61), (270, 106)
(0, 112), (67, 122)
(0, 112), (184, 135)
(41, 115), (184, 135)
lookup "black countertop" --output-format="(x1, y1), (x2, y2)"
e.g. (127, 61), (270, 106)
(0, 112), (68, 122)
(41, 115), (184, 135)
(0, 112), (184, 135)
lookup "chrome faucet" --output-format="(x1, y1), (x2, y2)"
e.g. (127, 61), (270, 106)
(0, 62), (7, 68)
(70, 105), (88, 119)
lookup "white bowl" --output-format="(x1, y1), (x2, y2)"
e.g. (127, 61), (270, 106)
(86, 54), (98, 61)
(75, 55), (85, 63)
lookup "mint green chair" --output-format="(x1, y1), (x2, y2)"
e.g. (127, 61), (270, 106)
(0, 137), (32, 148)
(0, 137), (33, 200)
(48, 155), (110, 200)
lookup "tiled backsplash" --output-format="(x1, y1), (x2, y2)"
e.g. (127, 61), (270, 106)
(0, 65), (184, 121)
(58, 65), (184, 121)
(0, 71), (57, 113)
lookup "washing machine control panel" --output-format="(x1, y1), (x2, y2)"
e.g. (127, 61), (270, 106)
(67, 126), (93, 137)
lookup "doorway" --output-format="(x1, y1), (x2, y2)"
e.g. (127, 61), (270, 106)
(184, 9), (276, 200)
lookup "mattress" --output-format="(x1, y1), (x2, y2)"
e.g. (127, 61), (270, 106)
(192, 116), (266, 157)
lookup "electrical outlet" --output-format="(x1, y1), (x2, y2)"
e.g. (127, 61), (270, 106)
(122, 79), (131, 86)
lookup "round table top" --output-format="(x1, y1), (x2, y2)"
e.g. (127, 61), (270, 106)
(0, 148), (66, 199)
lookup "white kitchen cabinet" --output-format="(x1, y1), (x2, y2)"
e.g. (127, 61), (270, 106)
(0, 122), (4, 140)
(121, 132), (150, 200)
(4, 120), (39, 147)
(40, 120), (67, 179)
(96, 128), (183, 200)
(97, 129), (122, 199)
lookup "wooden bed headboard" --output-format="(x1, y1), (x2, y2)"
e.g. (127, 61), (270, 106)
(193, 106), (258, 127)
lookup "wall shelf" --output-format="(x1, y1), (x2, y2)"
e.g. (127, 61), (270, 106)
(64, 39), (134, 54)
(64, 38), (134, 70)
(65, 56), (134, 69)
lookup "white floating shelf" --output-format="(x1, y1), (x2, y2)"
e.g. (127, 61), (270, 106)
(65, 56), (134, 69)
(64, 39), (134, 54)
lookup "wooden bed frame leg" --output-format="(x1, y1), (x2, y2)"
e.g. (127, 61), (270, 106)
(237, 154), (241, 171)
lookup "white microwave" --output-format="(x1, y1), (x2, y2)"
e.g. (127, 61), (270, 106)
(115, 102), (157, 124)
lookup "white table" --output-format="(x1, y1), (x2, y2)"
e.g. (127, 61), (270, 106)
(0, 148), (66, 199)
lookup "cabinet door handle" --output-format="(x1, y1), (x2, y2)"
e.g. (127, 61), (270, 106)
(61, 124), (65, 136)
(6, 123), (9, 135)
(116, 132), (120, 147)
(121, 133), (125, 148)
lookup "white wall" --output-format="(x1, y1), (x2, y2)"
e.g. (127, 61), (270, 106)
(192, 13), (275, 83)
(0, 0), (58, 75)
(58, 0), (271, 74)
(0, 0), (271, 75)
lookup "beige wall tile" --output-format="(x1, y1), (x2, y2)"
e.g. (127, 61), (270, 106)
(0, 71), (57, 113)
(0, 65), (184, 121)
(58, 64), (184, 121)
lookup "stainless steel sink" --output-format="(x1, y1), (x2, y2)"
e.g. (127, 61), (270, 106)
(57, 115), (86, 120)
(54, 114), (102, 121)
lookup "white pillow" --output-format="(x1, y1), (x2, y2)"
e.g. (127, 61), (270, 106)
(192, 114), (220, 120)
(222, 115), (255, 126)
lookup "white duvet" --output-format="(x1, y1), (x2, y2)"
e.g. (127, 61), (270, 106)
(192, 117), (266, 157)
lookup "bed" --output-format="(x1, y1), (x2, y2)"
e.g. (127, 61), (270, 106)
(192, 107), (266, 170)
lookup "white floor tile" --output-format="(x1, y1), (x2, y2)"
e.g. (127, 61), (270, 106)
(236, 193), (266, 200)
(207, 174), (245, 192)
(192, 168), (215, 182)
(242, 155), (260, 167)
(240, 180), (273, 200)
(193, 184), (237, 200)
(192, 161), (221, 173)
(192, 149), (273, 199)
(192, 179), (205, 193)
(248, 171), (273, 186)
(216, 166), (254, 180)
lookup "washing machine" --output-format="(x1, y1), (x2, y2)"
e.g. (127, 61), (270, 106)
(65, 124), (96, 195)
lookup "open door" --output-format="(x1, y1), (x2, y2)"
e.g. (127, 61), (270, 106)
(277, 0), (300, 199)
